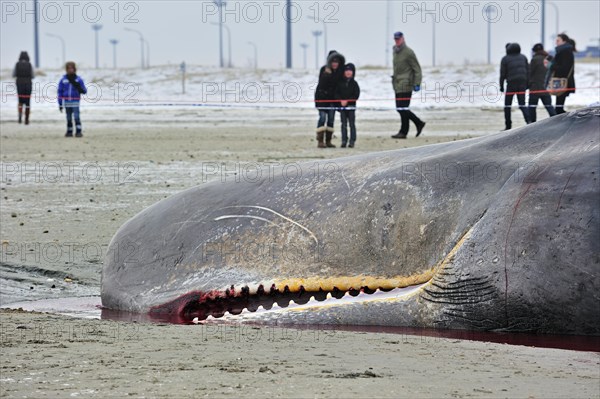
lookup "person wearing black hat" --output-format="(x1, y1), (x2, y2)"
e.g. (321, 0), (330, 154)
(500, 42), (531, 130)
(12, 51), (35, 124)
(314, 50), (346, 148)
(335, 63), (360, 148)
(528, 43), (556, 122)
(391, 32), (425, 139)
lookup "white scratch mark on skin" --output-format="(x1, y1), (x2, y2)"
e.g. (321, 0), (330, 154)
(223, 205), (319, 245)
(214, 215), (280, 227)
(341, 169), (351, 190)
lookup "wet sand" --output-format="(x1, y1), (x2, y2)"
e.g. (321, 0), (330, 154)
(2, 106), (598, 398)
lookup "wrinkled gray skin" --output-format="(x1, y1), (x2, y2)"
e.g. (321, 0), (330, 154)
(102, 107), (600, 334)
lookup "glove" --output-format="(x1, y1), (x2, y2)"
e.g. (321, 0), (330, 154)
(500, 86), (504, 93)
(414, 85), (420, 92)
(59, 106), (63, 113)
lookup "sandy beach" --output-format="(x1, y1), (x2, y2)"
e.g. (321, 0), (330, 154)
(1, 103), (599, 398)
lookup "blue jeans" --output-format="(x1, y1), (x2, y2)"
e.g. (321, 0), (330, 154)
(65, 102), (82, 133)
(317, 108), (335, 129)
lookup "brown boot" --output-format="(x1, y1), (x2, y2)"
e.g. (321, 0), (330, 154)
(316, 128), (326, 148)
(325, 129), (336, 148)
(18, 104), (23, 123)
(24, 107), (30, 125)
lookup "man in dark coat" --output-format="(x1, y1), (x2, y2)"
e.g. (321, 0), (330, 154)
(391, 32), (425, 139)
(528, 43), (556, 122)
(12, 51), (34, 124)
(500, 42), (531, 130)
(314, 50), (345, 148)
(546, 33), (576, 114)
(335, 63), (360, 148)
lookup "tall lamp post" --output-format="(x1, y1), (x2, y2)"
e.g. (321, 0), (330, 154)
(300, 43), (309, 69)
(308, 15), (327, 60)
(312, 30), (322, 69)
(144, 38), (150, 68)
(124, 27), (145, 69)
(285, 0), (292, 68)
(214, 0), (226, 68)
(547, 1), (559, 40)
(46, 33), (66, 66)
(484, 5), (495, 64)
(91, 24), (102, 68)
(33, 0), (40, 68)
(541, 0), (546, 48)
(247, 42), (257, 69)
(211, 22), (232, 67)
(109, 39), (118, 69)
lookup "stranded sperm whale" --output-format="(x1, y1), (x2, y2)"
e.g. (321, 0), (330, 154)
(102, 107), (600, 334)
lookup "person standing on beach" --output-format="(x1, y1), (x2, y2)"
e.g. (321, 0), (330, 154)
(391, 32), (425, 139)
(57, 62), (87, 137)
(500, 43), (531, 130)
(335, 63), (360, 148)
(314, 50), (345, 148)
(13, 51), (34, 125)
(528, 43), (556, 122)
(545, 33), (577, 114)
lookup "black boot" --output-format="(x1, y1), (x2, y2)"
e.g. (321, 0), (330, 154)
(18, 104), (23, 124)
(416, 121), (426, 137)
(24, 107), (30, 125)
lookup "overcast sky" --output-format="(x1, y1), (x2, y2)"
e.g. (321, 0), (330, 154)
(1, 0), (599, 70)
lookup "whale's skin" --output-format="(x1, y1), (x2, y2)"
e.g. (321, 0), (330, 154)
(102, 107), (600, 334)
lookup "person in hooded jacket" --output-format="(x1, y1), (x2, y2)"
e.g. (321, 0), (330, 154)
(528, 43), (556, 122)
(500, 42), (531, 130)
(13, 51), (34, 124)
(57, 62), (87, 137)
(335, 63), (360, 148)
(545, 33), (576, 114)
(391, 32), (425, 139)
(314, 50), (345, 148)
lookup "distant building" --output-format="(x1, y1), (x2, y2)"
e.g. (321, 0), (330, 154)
(575, 45), (600, 59)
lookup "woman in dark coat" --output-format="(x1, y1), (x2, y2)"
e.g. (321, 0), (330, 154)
(314, 50), (345, 148)
(546, 33), (576, 114)
(500, 43), (530, 130)
(12, 51), (34, 124)
(528, 43), (556, 122)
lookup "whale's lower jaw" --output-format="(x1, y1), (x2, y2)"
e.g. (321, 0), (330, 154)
(148, 272), (435, 323)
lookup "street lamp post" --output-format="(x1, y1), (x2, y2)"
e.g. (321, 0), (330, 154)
(124, 28), (145, 69)
(109, 39), (118, 69)
(33, 0), (40, 68)
(247, 42), (257, 69)
(91, 24), (102, 68)
(300, 43), (309, 69)
(485, 5), (494, 64)
(547, 1), (559, 40)
(308, 15), (327, 61)
(214, 0), (226, 68)
(211, 22), (231, 67)
(312, 31), (322, 69)
(541, 0), (546, 48)
(144, 39), (150, 68)
(46, 33), (66, 66)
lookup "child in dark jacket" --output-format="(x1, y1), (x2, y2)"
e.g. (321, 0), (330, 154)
(57, 62), (87, 137)
(335, 63), (360, 148)
(500, 43), (530, 130)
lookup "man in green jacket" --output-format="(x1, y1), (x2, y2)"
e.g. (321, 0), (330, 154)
(391, 32), (426, 139)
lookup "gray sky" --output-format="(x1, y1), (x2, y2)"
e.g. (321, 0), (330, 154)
(1, 0), (599, 70)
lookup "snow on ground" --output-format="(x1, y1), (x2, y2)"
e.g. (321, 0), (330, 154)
(2, 63), (598, 117)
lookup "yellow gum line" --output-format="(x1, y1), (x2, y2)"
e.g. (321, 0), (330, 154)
(273, 268), (436, 293)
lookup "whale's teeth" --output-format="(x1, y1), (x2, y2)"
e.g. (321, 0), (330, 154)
(326, 292), (333, 300)
(241, 308), (250, 314)
(192, 317), (200, 324)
